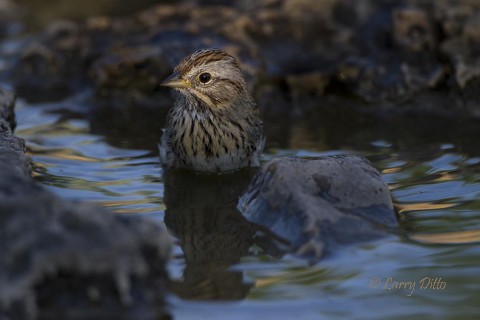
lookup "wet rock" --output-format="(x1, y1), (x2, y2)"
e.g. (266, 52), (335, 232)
(238, 155), (398, 262)
(0, 88), (16, 130)
(0, 178), (172, 320)
(0, 88), (29, 178)
(0, 89), (172, 320)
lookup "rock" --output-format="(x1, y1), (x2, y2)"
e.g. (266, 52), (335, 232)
(238, 155), (398, 262)
(0, 176), (172, 320)
(393, 8), (436, 53)
(0, 88), (15, 129)
(19, 0), (162, 30)
(440, 9), (480, 114)
(89, 44), (174, 111)
(7, 4), (254, 105)
(9, 20), (93, 102)
(0, 88), (30, 178)
(2, 1), (480, 115)
(0, 0), (18, 39)
(0, 89), (172, 320)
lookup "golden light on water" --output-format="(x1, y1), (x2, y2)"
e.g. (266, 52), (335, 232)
(96, 199), (165, 214)
(396, 202), (457, 213)
(382, 167), (402, 174)
(255, 276), (285, 288)
(432, 172), (459, 183)
(47, 150), (100, 162)
(411, 229), (480, 244)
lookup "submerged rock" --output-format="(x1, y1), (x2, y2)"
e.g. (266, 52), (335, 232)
(0, 89), (171, 320)
(238, 155), (398, 262)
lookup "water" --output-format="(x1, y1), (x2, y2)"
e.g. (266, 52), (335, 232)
(15, 96), (480, 319)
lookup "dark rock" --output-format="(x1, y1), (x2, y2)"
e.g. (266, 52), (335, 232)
(9, 20), (96, 102)
(0, 88), (29, 178)
(0, 0), (18, 39)
(19, 0), (164, 30)
(0, 89), (172, 320)
(0, 175), (172, 320)
(440, 7), (480, 115)
(334, 4), (446, 102)
(89, 44), (174, 111)
(2, 0), (480, 116)
(393, 8), (436, 53)
(7, 4), (254, 105)
(0, 88), (16, 132)
(238, 155), (398, 262)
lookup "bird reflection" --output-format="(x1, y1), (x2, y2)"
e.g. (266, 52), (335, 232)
(163, 168), (258, 300)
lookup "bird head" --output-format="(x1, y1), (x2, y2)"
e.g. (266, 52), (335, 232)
(161, 49), (248, 110)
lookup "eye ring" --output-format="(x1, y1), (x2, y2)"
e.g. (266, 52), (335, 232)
(199, 72), (211, 84)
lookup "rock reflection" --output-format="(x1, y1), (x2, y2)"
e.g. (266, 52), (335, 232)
(163, 168), (258, 300)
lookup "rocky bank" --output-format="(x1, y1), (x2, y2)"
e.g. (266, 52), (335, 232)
(0, 88), (171, 320)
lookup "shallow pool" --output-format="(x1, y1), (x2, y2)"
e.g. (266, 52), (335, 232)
(16, 95), (480, 319)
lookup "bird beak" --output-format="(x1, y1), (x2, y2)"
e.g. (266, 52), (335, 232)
(160, 71), (190, 88)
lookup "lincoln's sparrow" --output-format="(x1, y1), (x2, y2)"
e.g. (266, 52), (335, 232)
(160, 49), (264, 172)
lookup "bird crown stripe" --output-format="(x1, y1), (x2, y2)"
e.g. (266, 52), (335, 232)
(176, 50), (239, 74)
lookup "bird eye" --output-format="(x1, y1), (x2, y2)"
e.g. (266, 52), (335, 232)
(199, 72), (211, 83)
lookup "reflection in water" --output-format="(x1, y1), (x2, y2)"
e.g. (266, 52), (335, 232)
(163, 168), (258, 300)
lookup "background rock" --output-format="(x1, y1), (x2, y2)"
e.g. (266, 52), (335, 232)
(238, 155), (398, 262)
(0, 81), (15, 128)
(0, 0), (18, 39)
(1, 0), (480, 118)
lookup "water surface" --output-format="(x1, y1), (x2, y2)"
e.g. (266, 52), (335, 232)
(16, 96), (480, 319)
